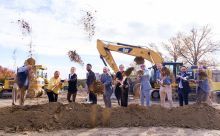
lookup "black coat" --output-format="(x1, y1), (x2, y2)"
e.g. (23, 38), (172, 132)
(86, 71), (96, 87)
(176, 72), (191, 93)
(115, 71), (123, 100)
(68, 73), (77, 93)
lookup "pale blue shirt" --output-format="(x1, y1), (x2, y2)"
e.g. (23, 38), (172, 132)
(140, 69), (152, 91)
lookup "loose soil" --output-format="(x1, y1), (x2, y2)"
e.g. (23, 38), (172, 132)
(0, 102), (220, 132)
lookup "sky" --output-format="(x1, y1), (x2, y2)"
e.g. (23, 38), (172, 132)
(0, 0), (220, 79)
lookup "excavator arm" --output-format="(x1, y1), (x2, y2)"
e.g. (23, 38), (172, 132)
(97, 39), (163, 73)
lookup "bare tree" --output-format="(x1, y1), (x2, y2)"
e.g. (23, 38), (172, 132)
(165, 25), (220, 65)
(198, 55), (217, 67)
(163, 33), (184, 62)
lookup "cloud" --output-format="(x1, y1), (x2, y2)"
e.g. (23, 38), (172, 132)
(1, 0), (220, 78)
(0, 3), (98, 56)
(157, 24), (175, 39)
(1, 0), (220, 56)
(0, 0), (51, 11)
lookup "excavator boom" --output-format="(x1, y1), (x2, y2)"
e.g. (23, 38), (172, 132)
(97, 39), (163, 73)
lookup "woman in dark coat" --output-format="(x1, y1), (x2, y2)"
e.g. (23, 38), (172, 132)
(67, 67), (78, 102)
(115, 64), (125, 106)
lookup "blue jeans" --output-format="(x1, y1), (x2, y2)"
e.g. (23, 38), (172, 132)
(103, 88), (113, 108)
(196, 87), (209, 104)
(140, 90), (151, 106)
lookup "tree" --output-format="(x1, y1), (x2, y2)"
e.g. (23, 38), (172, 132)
(163, 33), (184, 62)
(164, 25), (220, 65)
(0, 66), (15, 82)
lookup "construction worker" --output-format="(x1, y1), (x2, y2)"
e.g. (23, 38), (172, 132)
(47, 71), (63, 102)
(115, 64), (124, 106)
(86, 64), (97, 104)
(67, 67), (77, 102)
(176, 66), (191, 106)
(100, 67), (113, 108)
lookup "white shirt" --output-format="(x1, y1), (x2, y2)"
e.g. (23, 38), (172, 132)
(143, 69), (150, 76)
(178, 73), (185, 89)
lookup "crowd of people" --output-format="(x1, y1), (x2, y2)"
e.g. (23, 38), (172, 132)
(15, 61), (212, 108)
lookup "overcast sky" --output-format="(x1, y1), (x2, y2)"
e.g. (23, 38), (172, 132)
(0, 0), (220, 79)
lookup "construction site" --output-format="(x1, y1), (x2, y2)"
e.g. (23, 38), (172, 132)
(0, 44), (220, 135)
(1, 0), (220, 136)
(1, 91), (220, 135)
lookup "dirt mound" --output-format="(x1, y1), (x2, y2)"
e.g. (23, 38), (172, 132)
(0, 103), (220, 132)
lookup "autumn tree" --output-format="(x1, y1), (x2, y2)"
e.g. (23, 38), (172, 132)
(164, 25), (220, 65)
(0, 66), (15, 82)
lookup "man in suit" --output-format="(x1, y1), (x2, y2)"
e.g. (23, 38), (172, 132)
(86, 64), (97, 104)
(176, 66), (191, 106)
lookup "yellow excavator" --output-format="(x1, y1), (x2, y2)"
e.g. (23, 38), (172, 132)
(97, 39), (184, 100)
(0, 78), (15, 98)
(97, 39), (163, 73)
(27, 63), (48, 98)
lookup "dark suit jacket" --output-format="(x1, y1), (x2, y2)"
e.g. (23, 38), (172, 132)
(176, 72), (191, 93)
(68, 73), (77, 93)
(86, 70), (96, 91)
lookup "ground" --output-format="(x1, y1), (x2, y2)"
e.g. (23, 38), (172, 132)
(1, 127), (220, 136)
(1, 91), (220, 136)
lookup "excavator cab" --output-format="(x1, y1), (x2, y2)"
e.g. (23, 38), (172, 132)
(150, 62), (183, 84)
(148, 62), (183, 100)
(163, 62), (183, 77)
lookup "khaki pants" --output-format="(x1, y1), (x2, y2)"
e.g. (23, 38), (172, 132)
(160, 85), (173, 108)
(18, 87), (27, 105)
(12, 83), (18, 105)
